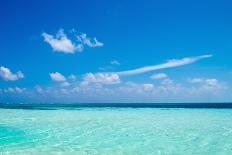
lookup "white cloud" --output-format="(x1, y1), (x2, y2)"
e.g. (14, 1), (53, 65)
(161, 78), (174, 85)
(20, 76), (228, 102)
(188, 78), (227, 93)
(35, 85), (43, 93)
(49, 72), (66, 82)
(0, 66), (24, 81)
(42, 29), (83, 53)
(3, 87), (26, 93)
(188, 78), (219, 86)
(187, 78), (204, 83)
(116, 55), (212, 76)
(118, 81), (155, 95)
(49, 72), (77, 88)
(142, 84), (155, 91)
(61, 81), (70, 87)
(205, 79), (218, 86)
(68, 74), (77, 81)
(77, 33), (103, 47)
(82, 73), (120, 85)
(150, 73), (167, 79)
(42, 29), (103, 54)
(117, 78), (226, 98)
(110, 60), (120, 65)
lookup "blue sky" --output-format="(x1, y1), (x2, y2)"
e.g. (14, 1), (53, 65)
(0, 0), (232, 103)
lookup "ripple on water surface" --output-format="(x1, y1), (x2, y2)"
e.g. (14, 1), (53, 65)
(0, 108), (232, 154)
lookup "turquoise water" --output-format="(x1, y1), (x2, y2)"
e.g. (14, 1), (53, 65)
(0, 108), (232, 154)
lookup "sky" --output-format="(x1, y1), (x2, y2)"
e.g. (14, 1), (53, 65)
(0, 0), (232, 103)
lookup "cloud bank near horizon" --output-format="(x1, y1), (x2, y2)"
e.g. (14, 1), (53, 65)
(1, 53), (226, 102)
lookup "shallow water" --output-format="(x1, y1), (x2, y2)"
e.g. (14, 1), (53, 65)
(0, 108), (232, 154)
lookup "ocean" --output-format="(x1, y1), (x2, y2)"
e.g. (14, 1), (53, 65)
(0, 103), (232, 154)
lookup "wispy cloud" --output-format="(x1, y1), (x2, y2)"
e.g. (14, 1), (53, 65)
(0, 66), (24, 81)
(110, 60), (120, 65)
(77, 33), (103, 48)
(42, 29), (103, 54)
(116, 55), (212, 76)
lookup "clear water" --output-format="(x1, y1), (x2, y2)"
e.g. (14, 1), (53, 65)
(0, 108), (232, 154)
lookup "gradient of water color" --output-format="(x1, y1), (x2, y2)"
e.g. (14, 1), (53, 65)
(0, 107), (232, 154)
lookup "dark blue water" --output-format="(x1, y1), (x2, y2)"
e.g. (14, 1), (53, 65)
(0, 103), (232, 109)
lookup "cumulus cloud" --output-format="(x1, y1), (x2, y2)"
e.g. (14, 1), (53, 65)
(188, 78), (219, 86)
(0, 66), (24, 81)
(18, 76), (227, 103)
(119, 82), (155, 94)
(68, 74), (77, 81)
(187, 78), (227, 93)
(205, 79), (218, 86)
(49, 72), (66, 82)
(42, 29), (83, 53)
(82, 73), (120, 85)
(42, 29), (103, 53)
(49, 72), (77, 88)
(188, 78), (224, 88)
(150, 73), (167, 79)
(61, 81), (71, 87)
(142, 83), (155, 91)
(117, 78), (226, 99)
(161, 78), (174, 85)
(116, 55), (212, 76)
